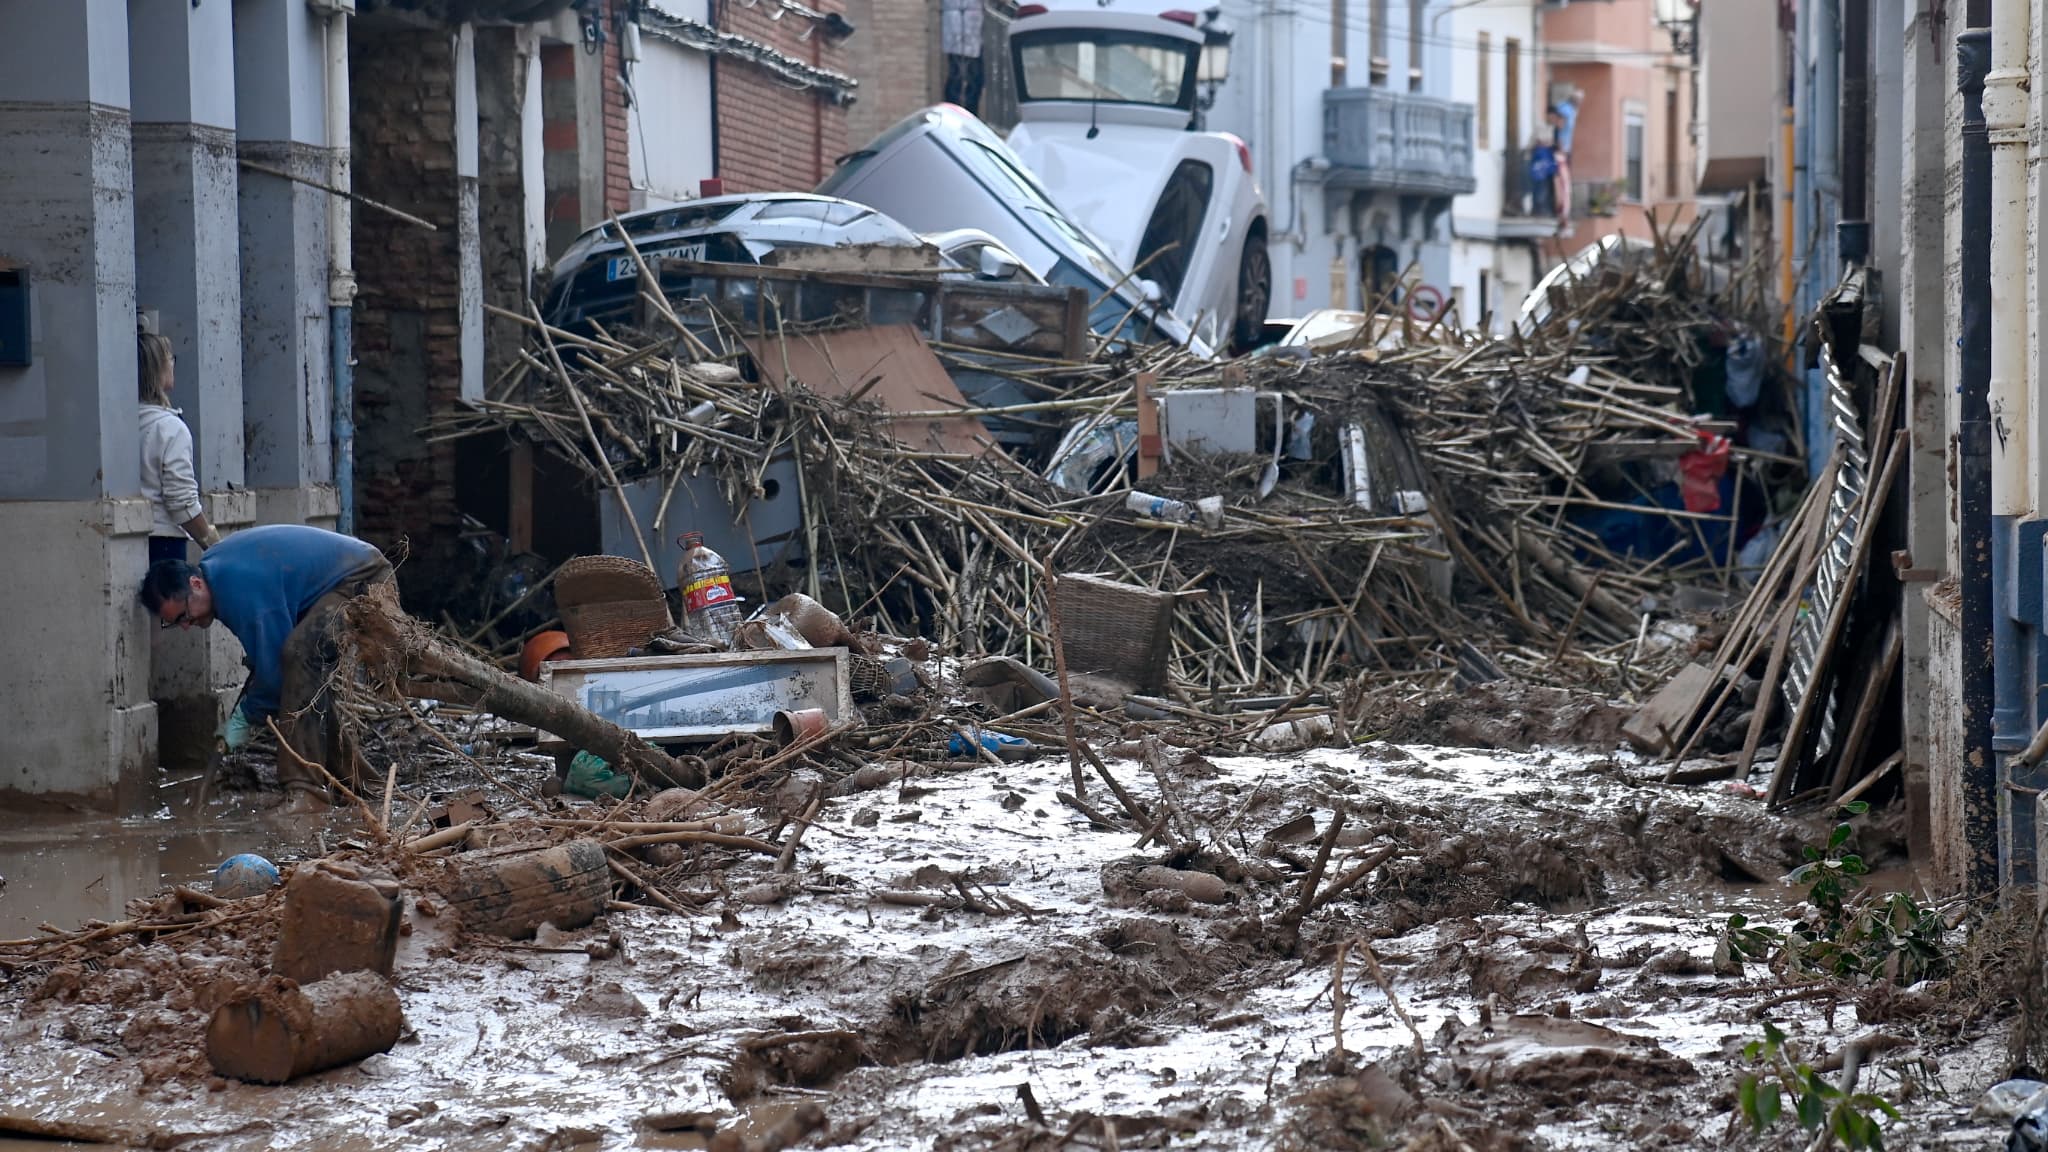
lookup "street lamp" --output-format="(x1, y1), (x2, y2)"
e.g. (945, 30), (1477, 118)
(1654, 0), (1698, 54)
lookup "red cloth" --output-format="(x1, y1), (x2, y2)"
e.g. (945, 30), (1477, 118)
(1678, 431), (1731, 513)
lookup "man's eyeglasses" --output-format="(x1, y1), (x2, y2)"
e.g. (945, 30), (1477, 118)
(160, 606), (190, 630)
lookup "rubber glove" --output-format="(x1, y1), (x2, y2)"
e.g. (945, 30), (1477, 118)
(219, 704), (254, 753)
(563, 750), (633, 799)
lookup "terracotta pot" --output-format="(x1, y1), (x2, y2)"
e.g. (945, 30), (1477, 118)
(772, 707), (830, 747)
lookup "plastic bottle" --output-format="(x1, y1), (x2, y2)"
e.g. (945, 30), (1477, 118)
(1125, 491), (1224, 528)
(676, 531), (744, 644)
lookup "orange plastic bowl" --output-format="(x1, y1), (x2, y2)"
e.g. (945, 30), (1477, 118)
(520, 630), (573, 682)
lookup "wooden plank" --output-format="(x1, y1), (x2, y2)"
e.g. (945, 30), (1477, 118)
(1061, 286), (1090, 360)
(1767, 429), (1909, 805)
(1624, 662), (1716, 756)
(1135, 371), (1161, 480)
(740, 325), (988, 456)
(1825, 620), (1902, 802)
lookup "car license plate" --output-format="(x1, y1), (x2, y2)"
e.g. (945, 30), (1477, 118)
(605, 241), (707, 281)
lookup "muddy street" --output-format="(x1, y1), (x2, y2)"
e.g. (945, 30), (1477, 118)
(0, 739), (2022, 1151)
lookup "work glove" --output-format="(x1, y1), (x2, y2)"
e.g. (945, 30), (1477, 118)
(196, 525), (223, 550)
(219, 705), (254, 754)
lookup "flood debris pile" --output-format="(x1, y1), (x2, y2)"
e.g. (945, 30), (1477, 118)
(1621, 266), (1913, 809)
(433, 221), (1800, 725)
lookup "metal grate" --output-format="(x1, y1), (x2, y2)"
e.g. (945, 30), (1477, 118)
(1782, 342), (1864, 758)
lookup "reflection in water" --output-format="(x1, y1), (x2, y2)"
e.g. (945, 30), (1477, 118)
(0, 800), (329, 940)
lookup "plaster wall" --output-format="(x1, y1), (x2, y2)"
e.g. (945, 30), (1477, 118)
(0, 498), (158, 806)
(1896, 0), (1956, 866)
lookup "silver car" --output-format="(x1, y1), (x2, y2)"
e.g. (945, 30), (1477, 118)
(819, 104), (1211, 356)
(542, 192), (925, 328)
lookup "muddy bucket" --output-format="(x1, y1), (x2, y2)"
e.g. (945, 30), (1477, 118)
(773, 708), (830, 747)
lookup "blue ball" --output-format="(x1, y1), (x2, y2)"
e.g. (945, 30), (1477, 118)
(213, 853), (280, 900)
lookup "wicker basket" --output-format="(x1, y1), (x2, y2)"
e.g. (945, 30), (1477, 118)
(1054, 572), (1177, 693)
(849, 653), (891, 701)
(556, 554), (667, 609)
(559, 599), (675, 660)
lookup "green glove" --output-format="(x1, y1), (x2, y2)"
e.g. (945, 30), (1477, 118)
(219, 705), (253, 753)
(563, 751), (633, 799)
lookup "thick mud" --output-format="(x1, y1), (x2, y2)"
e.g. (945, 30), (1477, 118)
(0, 741), (2021, 1150)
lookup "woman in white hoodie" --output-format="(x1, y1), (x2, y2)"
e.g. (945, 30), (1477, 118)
(138, 331), (220, 564)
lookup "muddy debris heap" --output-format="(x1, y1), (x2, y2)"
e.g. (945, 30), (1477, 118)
(427, 218), (1802, 729)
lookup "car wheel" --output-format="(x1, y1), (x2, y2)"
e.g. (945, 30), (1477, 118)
(1232, 230), (1273, 354)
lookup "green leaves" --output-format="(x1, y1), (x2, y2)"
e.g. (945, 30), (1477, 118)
(1738, 1074), (1784, 1132)
(1761, 804), (1948, 986)
(1737, 1019), (1895, 1150)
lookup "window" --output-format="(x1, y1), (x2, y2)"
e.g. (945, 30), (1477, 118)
(1625, 109), (1646, 200)
(1407, 0), (1424, 91)
(1476, 32), (1491, 149)
(1369, 0), (1388, 84)
(1135, 160), (1215, 304)
(1014, 30), (1199, 109)
(1503, 38), (1520, 151)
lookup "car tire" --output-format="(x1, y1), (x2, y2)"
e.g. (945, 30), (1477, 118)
(1232, 228), (1273, 355)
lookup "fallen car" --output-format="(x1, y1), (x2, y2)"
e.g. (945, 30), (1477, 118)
(1004, 0), (1270, 353)
(818, 104), (1211, 357)
(543, 192), (934, 329)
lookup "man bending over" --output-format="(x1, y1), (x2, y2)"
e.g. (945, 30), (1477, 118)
(140, 524), (394, 812)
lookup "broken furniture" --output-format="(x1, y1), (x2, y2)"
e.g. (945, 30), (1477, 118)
(1054, 573), (1180, 695)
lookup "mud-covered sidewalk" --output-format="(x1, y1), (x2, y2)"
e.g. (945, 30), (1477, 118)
(0, 741), (2024, 1151)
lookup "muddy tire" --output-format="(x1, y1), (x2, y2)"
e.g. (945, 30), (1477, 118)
(1231, 226), (1273, 354)
(444, 839), (609, 939)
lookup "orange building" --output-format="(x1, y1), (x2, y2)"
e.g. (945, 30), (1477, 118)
(1537, 0), (1697, 254)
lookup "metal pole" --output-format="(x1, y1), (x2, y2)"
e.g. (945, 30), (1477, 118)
(324, 4), (358, 536)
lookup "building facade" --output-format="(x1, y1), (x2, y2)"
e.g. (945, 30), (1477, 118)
(1538, 0), (1698, 246)
(1203, 0), (1476, 320)
(1445, 0), (1549, 333)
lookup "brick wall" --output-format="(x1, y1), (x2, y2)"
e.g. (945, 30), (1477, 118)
(844, 0), (936, 148)
(602, 0), (632, 213)
(350, 23), (466, 602)
(712, 0), (850, 192)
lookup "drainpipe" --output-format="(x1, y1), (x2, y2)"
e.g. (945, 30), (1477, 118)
(1957, 28), (1998, 898)
(1986, 0), (2034, 888)
(321, 1), (358, 536)
(1835, 0), (1868, 265)
(1777, 38), (1795, 361)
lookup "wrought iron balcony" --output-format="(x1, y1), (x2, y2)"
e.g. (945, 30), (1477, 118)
(1323, 87), (1477, 197)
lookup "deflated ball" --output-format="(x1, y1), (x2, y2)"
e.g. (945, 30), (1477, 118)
(213, 853), (280, 900)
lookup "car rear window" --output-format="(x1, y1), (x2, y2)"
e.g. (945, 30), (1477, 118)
(753, 200), (873, 226)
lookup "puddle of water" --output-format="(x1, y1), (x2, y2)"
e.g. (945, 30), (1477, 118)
(0, 799), (337, 941)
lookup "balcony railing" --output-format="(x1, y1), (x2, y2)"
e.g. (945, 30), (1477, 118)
(1323, 87), (1477, 197)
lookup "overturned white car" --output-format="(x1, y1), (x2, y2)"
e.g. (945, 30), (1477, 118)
(1005, 0), (1271, 353)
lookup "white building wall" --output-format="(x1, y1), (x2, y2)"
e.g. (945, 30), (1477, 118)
(1446, 0), (1539, 333)
(1209, 0), (1444, 317)
(629, 0), (715, 210)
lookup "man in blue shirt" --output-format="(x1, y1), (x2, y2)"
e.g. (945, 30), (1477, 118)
(140, 524), (395, 812)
